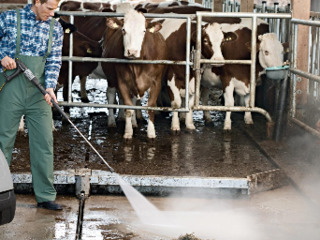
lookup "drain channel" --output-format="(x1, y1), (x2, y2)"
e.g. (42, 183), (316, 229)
(75, 193), (86, 240)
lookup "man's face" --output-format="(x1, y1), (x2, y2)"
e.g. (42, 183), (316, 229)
(33, 0), (59, 21)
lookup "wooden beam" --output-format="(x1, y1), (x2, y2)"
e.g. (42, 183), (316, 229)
(240, 0), (254, 12)
(213, 0), (223, 12)
(292, 0), (311, 105)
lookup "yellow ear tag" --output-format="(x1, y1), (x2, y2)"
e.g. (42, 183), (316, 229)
(112, 23), (118, 28)
(65, 28), (70, 34)
(87, 48), (92, 54)
(149, 27), (155, 33)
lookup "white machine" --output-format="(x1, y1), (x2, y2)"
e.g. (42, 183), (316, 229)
(0, 149), (15, 225)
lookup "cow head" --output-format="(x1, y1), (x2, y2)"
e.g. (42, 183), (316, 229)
(195, 22), (237, 67)
(258, 33), (284, 69)
(106, 9), (160, 59)
(122, 9), (148, 59)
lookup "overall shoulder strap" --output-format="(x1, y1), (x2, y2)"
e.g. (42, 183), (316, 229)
(15, 9), (21, 57)
(42, 18), (55, 60)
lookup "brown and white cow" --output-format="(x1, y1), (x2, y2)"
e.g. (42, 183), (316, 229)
(200, 18), (285, 130)
(58, 23), (102, 105)
(101, 9), (168, 139)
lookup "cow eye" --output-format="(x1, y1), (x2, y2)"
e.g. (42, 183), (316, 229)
(264, 50), (269, 56)
(203, 38), (209, 45)
(122, 28), (126, 35)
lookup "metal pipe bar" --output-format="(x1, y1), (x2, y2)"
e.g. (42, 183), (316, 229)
(193, 106), (273, 122)
(249, 15), (257, 108)
(57, 101), (190, 112)
(290, 118), (320, 139)
(195, 11), (291, 19)
(291, 18), (320, 27)
(290, 68), (320, 84)
(57, 11), (196, 20)
(195, 13), (202, 107)
(67, 15), (74, 103)
(61, 56), (192, 65)
(184, 17), (192, 111)
(61, 56), (252, 65)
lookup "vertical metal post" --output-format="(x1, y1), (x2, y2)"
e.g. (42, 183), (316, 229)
(68, 15), (74, 103)
(184, 17), (192, 111)
(274, 3), (280, 39)
(291, 23), (299, 118)
(249, 16), (257, 108)
(195, 14), (202, 107)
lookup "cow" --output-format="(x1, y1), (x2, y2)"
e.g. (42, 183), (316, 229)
(101, 9), (168, 139)
(58, 21), (102, 106)
(200, 18), (285, 130)
(57, 1), (116, 104)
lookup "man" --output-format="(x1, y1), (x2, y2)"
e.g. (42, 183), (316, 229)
(0, 0), (63, 210)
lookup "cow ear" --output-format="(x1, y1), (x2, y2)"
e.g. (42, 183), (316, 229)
(136, 8), (147, 14)
(282, 42), (289, 53)
(148, 22), (162, 33)
(106, 18), (120, 29)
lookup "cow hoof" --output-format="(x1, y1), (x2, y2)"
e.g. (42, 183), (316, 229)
(81, 97), (90, 103)
(170, 129), (181, 135)
(204, 117), (212, 123)
(245, 120), (254, 125)
(186, 124), (196, 130)
(123, 134), (133, 139)
(223, 126), (231, 131)
(147, 134), (156, 139)
(108, 122), (117, 128)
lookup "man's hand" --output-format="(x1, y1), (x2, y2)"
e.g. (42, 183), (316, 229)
(1, 56), (16, 70)
(44, 88), (58, 107)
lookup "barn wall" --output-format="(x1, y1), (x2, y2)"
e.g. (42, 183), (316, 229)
(292, 0), (311, 105)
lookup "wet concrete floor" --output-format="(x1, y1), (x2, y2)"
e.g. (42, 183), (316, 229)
(1, 78), (320, 239)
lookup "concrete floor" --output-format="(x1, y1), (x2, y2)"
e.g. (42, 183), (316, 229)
(0, 184), (319, 240)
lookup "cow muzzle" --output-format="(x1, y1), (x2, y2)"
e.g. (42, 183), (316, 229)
(125, 49), (140, 59)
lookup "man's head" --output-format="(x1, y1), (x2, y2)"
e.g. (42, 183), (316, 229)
(32, 0), (60, 21)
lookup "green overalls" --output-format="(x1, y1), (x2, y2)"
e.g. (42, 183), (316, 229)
(0, 10), (56, 203)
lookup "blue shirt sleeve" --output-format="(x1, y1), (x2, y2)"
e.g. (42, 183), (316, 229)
(45, 20), (64, 89)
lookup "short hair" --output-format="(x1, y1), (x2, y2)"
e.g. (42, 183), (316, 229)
(32, 0), (60, 5)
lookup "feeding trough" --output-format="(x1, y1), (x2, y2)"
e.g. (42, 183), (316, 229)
(266, 65), (289, 80)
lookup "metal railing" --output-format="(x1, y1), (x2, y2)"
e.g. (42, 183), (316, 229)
(290, 18), (320, 138)
(57, 11), (194, 113)
(192, 12), (291, 124)
(57, 10), (292, 126)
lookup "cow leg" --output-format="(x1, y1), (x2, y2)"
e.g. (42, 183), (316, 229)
(184, 77), (196, 130)
(135, 98), (143, 122)
(223, 83), (235, 131)
(106, 87), (117, 127)
(200, 87), (212, 123)
(124, 109), (134, 139)
(146, 81), (161, 139)
(18, 115), (25, 134)
(131, 97), (138, 128)
(185, 94), (196, 130)
(168, 75), (181, 132)
(243, 94), (254, 125)
(80, 76), (89, 103)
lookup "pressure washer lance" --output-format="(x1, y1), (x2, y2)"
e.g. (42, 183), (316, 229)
(10, 59), (114, 173)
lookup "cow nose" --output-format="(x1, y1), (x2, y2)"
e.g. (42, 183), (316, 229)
(127, 49), (139, 58)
